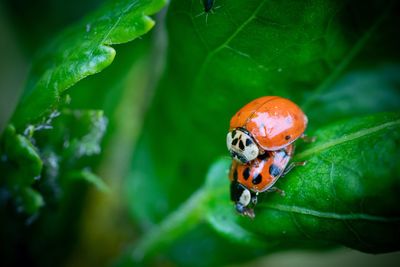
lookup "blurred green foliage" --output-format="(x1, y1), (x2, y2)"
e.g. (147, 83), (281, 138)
(0, 0), (400, 267)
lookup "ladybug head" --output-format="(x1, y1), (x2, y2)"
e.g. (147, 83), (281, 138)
(230, 181), (256, 219)
(226, 128), (259, 164)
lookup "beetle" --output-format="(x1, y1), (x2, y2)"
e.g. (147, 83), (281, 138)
(229, 144), (305, 218)
(227, 96), (309, 164)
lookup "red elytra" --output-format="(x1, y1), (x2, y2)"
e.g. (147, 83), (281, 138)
(229, 144), (294, 193)
(229, 96), (307, 151)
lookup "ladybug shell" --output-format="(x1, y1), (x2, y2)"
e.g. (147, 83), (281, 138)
(229, 145), (293, 193)
(229, 96), (307, 151)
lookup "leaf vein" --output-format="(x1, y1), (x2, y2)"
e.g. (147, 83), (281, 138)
(295, 119), (400, 159)
(194, 0), (267, 86)
(262, 204), (400, 223)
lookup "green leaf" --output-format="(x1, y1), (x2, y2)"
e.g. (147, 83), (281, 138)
(132, 113), (400, 264)
(18, 187), (45, 215)
(46, 109), (108, 158)
(305, 64), (400, 129)
(0, 0), (167, 216)
(66, 169), (110, 193)
(2, 125), (43, 186)
(10, 0), (167, 129)
(0, 126), (44, 214)
(233, 112), (400, 253)
(127, 0), (400, 224)
(124, 1), (400, 264)
(1, 0), (166, 265)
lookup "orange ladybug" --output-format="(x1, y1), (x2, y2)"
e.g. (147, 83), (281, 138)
(226, 96), (308, 164)
(229, 144), (300, 218)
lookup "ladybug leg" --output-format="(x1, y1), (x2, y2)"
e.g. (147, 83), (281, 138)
(251, 192), (258, 205)
(282, 161), (307, 177)
(301, 134), (316, 143)
(267, 187), (285, 197)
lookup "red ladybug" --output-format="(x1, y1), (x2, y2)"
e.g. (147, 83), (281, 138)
(226, 96), (308, 164)
(229, 145), (301, 218)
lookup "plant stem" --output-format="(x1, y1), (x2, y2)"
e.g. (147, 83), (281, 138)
(132, 187), (209, 262)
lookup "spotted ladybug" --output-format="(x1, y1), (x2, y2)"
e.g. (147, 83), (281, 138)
(226, 96), (308, 164)
(228, 144), (299, 218)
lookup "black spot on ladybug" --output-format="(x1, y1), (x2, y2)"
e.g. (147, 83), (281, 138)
(232, 130), (237, 138)
(231, 151), (248, 163)
(239, 140), (245, 150)
(232, 138), (239, 146)
(245, 138), (252, 146)
(233, 169), (238, 180)
(252, 173), (262, 185)
(258, 152), (269, 160)
(269, 164), (282, 177)
(285, 135), (291, 140)
(243, 168), (250, 180)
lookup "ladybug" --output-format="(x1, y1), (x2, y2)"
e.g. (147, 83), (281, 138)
(226, 96), (308, 164)
(229, 144), (301, 218)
